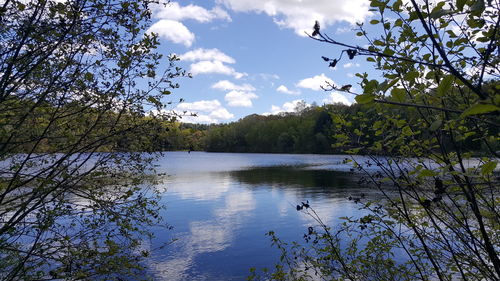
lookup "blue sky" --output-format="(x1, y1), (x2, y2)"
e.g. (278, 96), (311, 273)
(148, 0), (375, 123)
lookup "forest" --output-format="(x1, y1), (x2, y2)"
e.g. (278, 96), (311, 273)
(6, 96), (497, 155)
(178, 95), (498, 155)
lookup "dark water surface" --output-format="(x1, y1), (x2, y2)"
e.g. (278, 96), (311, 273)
(145, 152), (377, 280)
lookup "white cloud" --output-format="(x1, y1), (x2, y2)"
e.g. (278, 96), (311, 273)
(225, 90), (258, 107)
(179, 114), (217, 124)
(263, 99), (309, 115)
(296, 73), (334, 91)
(212, 80), (255, 91)
(322, 92), (352, 105)
(180, 48), (235, 64)
(259, 73), (280, 80)
(343, 62), (360, 68)
(211, 108), (235, 119)
(336, 26), (354, 34)
(148, 2), (230, 47)
(175, 99), (234, 123)
(276, 85), (300, 95)
(268, 105), (282, 115)
(147, 20), (195, 47)
(177, 100), (221, 112)
(189, 61), (246, 79)
(217, 0), (371, 36)
(212, 80), (258, 107)
(180, 49), (246, 79)
(152, 2), (231, 23)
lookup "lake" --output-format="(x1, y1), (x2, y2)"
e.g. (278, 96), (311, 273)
(145, 152), (379, 280)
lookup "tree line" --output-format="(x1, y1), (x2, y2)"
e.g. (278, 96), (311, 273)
(10, 97), (496, 156)
(157, 97), (498, 156)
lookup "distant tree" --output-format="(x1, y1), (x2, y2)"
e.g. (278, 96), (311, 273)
(255, 0), (499, 280)
(294, 100), (309, 114)
(0, 0), (185, 279)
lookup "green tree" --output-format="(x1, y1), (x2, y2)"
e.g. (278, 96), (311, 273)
(0, 0), (185, 279)
(255, 0), (499, 280)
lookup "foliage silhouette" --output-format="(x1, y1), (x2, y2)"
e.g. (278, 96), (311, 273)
(0, 0), (185, 279)
(252, 0), (500, 280)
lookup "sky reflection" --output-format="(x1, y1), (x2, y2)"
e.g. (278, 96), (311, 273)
(145, 152), (378, 280)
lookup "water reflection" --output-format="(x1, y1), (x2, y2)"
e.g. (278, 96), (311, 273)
(230, 165), (354, 188)
(150, 173), (257, 280)
(146, 153), (376, 280)
(228, 165), (369, 199)
(227, 165), (375, 227)
(215, 190), (256, 219)
(163, 173), (232, 201)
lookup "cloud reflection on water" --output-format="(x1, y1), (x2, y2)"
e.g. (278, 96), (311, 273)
(145, 153), (376, 280)
(215, 190), (255, 218)
(163, 173), (232, 201)
(149, 174), (257, 280)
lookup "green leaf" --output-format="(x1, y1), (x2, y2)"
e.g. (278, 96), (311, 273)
(481, 161), (497, 175)
(383, 48), (395, 56)
(429, 120), (442, 131)
(84, 72), (94, 81)
(468, 18), (485, 28)
(470, 0), (485, 15)
(391, 88), (406, 102)
(476, 36), (489, 42)
(370, 20), (380, 24)
(147, 96), (161, 106)
(404, 71), (419, 82)
(392, 0), (402, 11)
(456, 0), (466, 11)
(355, 93), (376, 104)
(402, 126), (413, 136)
(347, 148), (361, 154)
(436, 75), (454, 96)
(430, 9), (452, 19)
(384, 78), (399, 92)
(446, 30), (458, 38)
(420, 169), (438, 177)
(461, 104), (500, 117)
(364, 80), (379, 94)
(370, 0), (385, 8)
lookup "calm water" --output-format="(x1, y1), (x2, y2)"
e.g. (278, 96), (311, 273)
(145, 152), (378, 280)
